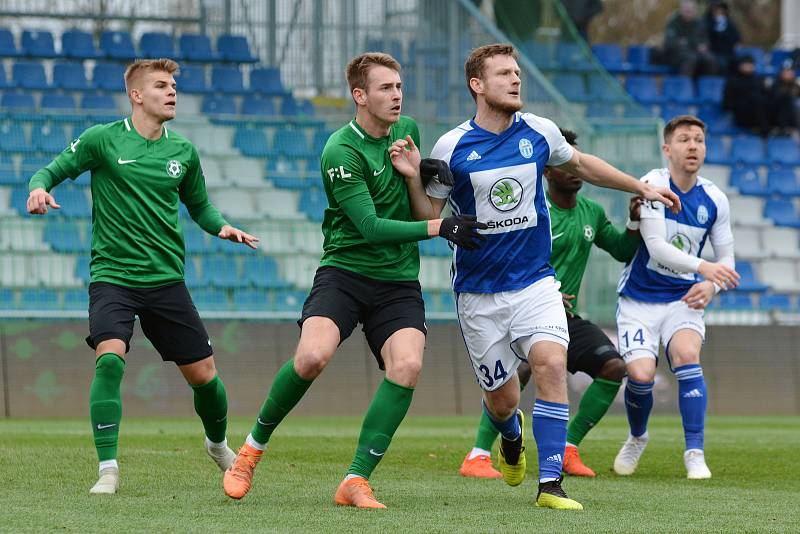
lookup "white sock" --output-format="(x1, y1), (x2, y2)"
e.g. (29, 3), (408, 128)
(206, 437), (228, 450)
(566, 442), (578, 449)
(344, 473), (365, 481)
(539, 477), (558, 483)
(99, 459), (118, 473)
(468, 447), (491, 460)
(245, 433), (265, 451)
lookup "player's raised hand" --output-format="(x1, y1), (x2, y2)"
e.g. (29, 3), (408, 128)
(682, 281), (716, 310)
(420, 158), (454, 187)
(438, 214), (488, 250)
(388, 135), (421, 180)
(27, 187), (60, 215)
(697, 261), (739, 290)
(629, 196), (643, 221)
(640, 183), (681, 214)
(218, 224), (259, 250)
(561, 293), (575, 317)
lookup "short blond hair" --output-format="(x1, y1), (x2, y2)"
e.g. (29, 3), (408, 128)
(345, 52), (401, 94)
(464, 43), (518, 101)
(124, 58), (179, 92)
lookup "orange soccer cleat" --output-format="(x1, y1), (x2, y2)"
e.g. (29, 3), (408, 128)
(334, 476), (387, 509)
(459, 453), (503, 479)
(562, 444), (596, 477)
(223, 443), (263, 499)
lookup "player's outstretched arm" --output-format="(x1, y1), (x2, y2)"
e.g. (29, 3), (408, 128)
(558, 150), (681, 214)
(218, 224), (259, 249)
(27, 188), (61, 215)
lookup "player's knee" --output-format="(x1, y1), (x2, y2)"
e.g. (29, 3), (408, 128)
(626, 365), (655, 383)
(668, 346), (700, 367)
(294, 347), (333, 380)
(486, 395), (517, 421)
(598, 357), (627, 382)
(386, 354), (422, 386)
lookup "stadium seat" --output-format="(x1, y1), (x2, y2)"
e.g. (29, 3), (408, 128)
(232, 288), (269, 311)
(555, 43), (593, 71)
(736, 46), (770, 75)
(81, 94), (118, 121)
(661, 75), (696, 105)
(217, 34), (257, 63)
(21, 30), (57, 58)
(92, 62), (126, 91)
(139, 32), (176, 59)
(62, 288), (88, 310)
(0, 155), (19, 185)
(587, 73), (627, 102)
(704, 137), (730, 165)
(250, 67), (288, 96)
(767, 168), (800, 196)
(0, 123), (31, 153)
(419, 238), (452, 257)
(273, 128), (309, 158)
(192, 288), (231, 310)
(697, 76), (725, 104)
(627, 45), (670, 74)
(0, 64), (12, 89)
(242, 256), (290, 288)
(762, 227), (800, 258)
(211, 65), (250, 94)
(61, 29), (103, 59)
(241, 95), (276, 118)
(732, 135), (766, 165)
(20, 156), (51, 175)
(12, 61), (49, 89)
(731, 227), (764, 259)
(764, 199), (800, 228)
(183, 257), (202, 287)
(201, 95), (237, 118)
(767, 137), (800, 166)
(552, 73), (588, 102)
(622, 102), (652, 119)
(733, 167), (768, 196)
(57, 186), (91, 217)
(760, 293), (794, 312)
(271, 289), (307, 312)
(761, 260), (800, 292)
(591, 44), (631, 74)
(585, 102), (618, 119)
(718, 292), (753, 310)
(100, 31), (137, 60)
(201, 256), (246, 288)
(44, 220), (83, 252)
(182, 225), (207, 253)
(297, 187), (327, 222)
(178, 33), (218, 62)
(0, 28), (21, 57)
(175, 65), (209, 93)
(660, 103), (691, 123)
(735, 261), (769, 292)
(520, 41), (557, 70)
(19, 288), (59, 310)
(53, 62), (91, 90)
(624, 75), (661, 105)
(32, 124), (67, 154)
(1, 91), (36, 116)
(233, 127), (269, 157)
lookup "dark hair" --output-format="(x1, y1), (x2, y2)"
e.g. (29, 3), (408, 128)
(663, 115), (706, 142)
(560, 128), (578, 146)
(464, 43), (518, 101)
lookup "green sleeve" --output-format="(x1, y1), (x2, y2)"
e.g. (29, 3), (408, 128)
(325, 144), (430, 245)
(593, 205), (640, 263)
(28, 125), (102, 192)
(179, 147), (229, 235)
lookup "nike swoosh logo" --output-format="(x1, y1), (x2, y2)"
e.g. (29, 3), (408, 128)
(551, 232), (565, 241)
(117, 158), (136, 165)
(369, 449), (385, 457)
(373, 165), (386, 176)
(96, 423), (117, 430)
(257, 417), (276, 427)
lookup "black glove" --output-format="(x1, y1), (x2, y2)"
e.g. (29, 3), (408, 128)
(439, 214), (488, 250)
(420, 158), (454, 187)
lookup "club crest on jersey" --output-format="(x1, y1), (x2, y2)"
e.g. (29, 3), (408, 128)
(490, 178), (523, 212)
(583, 225), (595, 241)
(166, 160), (183, 179)
(518, 138), (533, 159)
(697, 205), (709, 224)
(670, 233), (691, 253)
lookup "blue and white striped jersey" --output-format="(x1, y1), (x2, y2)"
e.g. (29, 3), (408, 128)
(618, 168), (734, 303)
(426, 112), (573, 293)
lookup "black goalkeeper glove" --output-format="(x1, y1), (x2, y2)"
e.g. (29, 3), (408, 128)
(439, 214), (488, 250)
(420, 158), (454, 187)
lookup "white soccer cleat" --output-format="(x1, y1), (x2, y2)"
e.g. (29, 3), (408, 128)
(613, 433), (649, 476)
(684, 449), (712, 479)
(206, 440), (237, 471)
(89, 467), (120, 495)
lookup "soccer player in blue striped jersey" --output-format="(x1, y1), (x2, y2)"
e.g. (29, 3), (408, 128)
(614, 115), (739, 479)
(393, 43), (680, 510)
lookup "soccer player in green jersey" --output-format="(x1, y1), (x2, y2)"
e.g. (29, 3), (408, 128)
(458, 129), (642, 479)
(26, 59), (258, 494)
(223, 52), (486, 508)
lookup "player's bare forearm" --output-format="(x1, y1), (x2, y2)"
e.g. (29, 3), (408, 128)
(561, 151), (644, 195)
(405, 174), (436, 221)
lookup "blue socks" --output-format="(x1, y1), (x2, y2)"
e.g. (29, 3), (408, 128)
(482, 401), (520, 441)
(675, 364), (706, 451)
(532, 399), (569, 482)
(625, 379), (654, 438)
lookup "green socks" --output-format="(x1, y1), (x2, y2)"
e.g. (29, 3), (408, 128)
(347, 378), (414, 479)
(191, 375), (228, 444)
(89, 353), (125, 462)
(250, 359), (313, 445)
(474, 410), (500, 451)
(566, 377), (622, 446)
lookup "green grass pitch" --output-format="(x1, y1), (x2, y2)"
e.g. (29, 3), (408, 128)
(1, 415), (798, 533)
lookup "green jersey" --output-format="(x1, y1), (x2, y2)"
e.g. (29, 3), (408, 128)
(547, 192), (640, 315)
(318, 116), (429, 282)
(29, 117), (228, 288)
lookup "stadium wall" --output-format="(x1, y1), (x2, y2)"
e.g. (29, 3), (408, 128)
(1, 321), (798, 418)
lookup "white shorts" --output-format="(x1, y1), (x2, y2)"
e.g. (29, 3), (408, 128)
(616, 295), (705, 364)
(456, 276), (569, 392)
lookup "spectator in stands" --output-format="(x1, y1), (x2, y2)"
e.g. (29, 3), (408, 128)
(662, 0), (717, 77)
(723, 55), (769, 136)
(766, 63), (800, 135)
(705, 1), (740, 74)
(561, 0), (604, 42)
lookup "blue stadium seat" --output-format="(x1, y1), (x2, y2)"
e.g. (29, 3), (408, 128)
(201, 95), (237, 117)
(53, 62), (91, 90)
(100, 31), (137, 60)
(552, 73), (588, 102)
(729, 164), (758, 186)
(1, 91), (36, 115)
(92, 62), (126, 91)
(0, 123), (31, 153)
(242, 256), (290, 288)
(178, 34), (218, 62)
(20, 156), (51, 175)
(662, 75), (696, 105)
(44, 221), (83, 252)
(621, 102), (652, 119)
(0, 64), (11, 89)
(520, 41), (557, 70)
(698, 105), (737, 135)
(184, 258), (202, 287)
(139, 32), (176, 59)
(704, 137), (730, 165)
(592, 44), (631, 73)
(57, 186), (91, 217)
(732, 135), (766, 165)
(279, 96), (301, 116)
(733, 167), (768, 196)
(767, 137), (800, 166)
(72, 255), (90, 282)
(191, 288), (231, 310)
(768, 168), (800, 196)
(175, 65), (209, 93)
(32, 124), (67, 154)
(760, 293), (793, 312)
(250, 67), (288, 96)
(233, 127), (269, 157)
(211, 65), (250, 94)
(419, 238), (452, 257)
(62, 288), (88, 310)
(297, 187), (327, 222)
(273, 128), (309, 158)
(61, 29), (102, 59)
(0, 288), (15, 309)
(555, 43), (592, 71)
(10, 187), (29, 214)
(718, 292), (754, 310)
(0, 154), (18, 185)
(271, 289), (307, 312)
(0, 28), (21, 57)
(19, 288), (59, 310)
(182, 226), (207, 253)
(735, 261), (769, 292)
(769, 49), (794, 72)
(586, 73), (626, 102)
(627, 45), (670, 74)
(201, 256), (246, 288)
(13, 61), (49, 89)
(81, 94), (118, 121)
(585, 102), (618, 119)
(217, 34), (258, 63)
(312, 130), (331, 154)
(241, 95), (276, 118)
(21, 30), (57, 58)
(764, 199), (800, 228)
(660, 103), (691, 123)
(697, 76), (725, 104)
(232, 288), (269, 311)
(624, 75), (661, 105)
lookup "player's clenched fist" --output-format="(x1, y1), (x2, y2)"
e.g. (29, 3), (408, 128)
(439, 214), (488, 250)
(27, 187), (60, 215)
